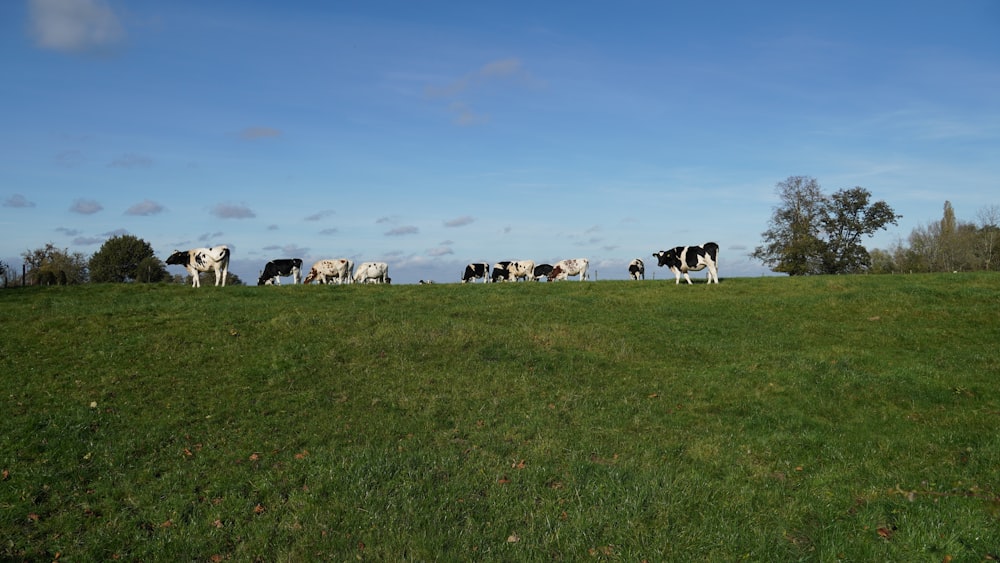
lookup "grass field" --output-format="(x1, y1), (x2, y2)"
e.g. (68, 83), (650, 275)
(2, 274), (998, 561)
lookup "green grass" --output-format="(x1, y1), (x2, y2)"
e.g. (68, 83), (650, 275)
(2, 275), (999, 561)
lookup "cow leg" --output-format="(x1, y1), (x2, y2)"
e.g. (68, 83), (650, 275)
(683, 272), (693, 284)
(292, 268), (300, 284)
(708, 264), (719, 284)
(185, 266), (198, 287)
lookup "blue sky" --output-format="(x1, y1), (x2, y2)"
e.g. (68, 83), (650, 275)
(2, 0), (998, 284)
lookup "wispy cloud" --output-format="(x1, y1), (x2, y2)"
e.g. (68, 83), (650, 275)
(385, 225), (419, 236)
(425, 58), (527, 98)
(319, 228), (339, 235)
(4, 194), (36, 208)
(109, 153), (153, 169)
(125, 199), (165, 216)
(444, 215), (475, 227)
(427, 246), (454, 257)
(72, 235), (106, 245)
(56, 227), (81, 236)
(197, 232), (225, 243)
(71, 229), (126, 245)
(240, 127), (282, 140)
(262, 244), (308, 257)
(305, 210), (335, 221)
(55, 150), (85, 168)
(70, 199), (103, 215)
(425, 58), (537, 126)
(29, 0), (125, 54)
(211, 203), (256, 219)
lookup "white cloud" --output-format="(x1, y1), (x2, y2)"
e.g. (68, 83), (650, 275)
(125, 199), (165, 216)
(385, 226), (419, 236)
(211, 203), (256, 219)
(444, 215), (475, 227)
(4, 194), (36, 208)
(29, 0), (125, 54)
(70, 199), (103, 215)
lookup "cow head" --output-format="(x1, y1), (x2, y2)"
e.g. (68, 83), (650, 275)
(302, 269), (318, 284)
(547, 266), (563, 281)
(652, 250), (676, 267)
(165, 250), (189, 266)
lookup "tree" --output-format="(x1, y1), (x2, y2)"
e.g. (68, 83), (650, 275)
(818, 187), (902, 274)
(0, 259), (8, 288)
(975, 205), (999, 271)
(752, 176), (826, 275)
(22, 243), (89, 285)
(752, 176), (900, 275)
(89, 234), (168, 283)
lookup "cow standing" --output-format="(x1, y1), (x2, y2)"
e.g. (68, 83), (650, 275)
(505, 260), (536, 282)
(547, 258), (590, 281)
(462, 262), (491, 283)
(652, 242), (719, 284)
(257, 258), (303, 285)
(354, 261), (390, 284)
(491, 261), (512, 283)
(303, 259), (354, 284)
(166, 246), (230, 288)
(532, 264), (553, 281)
(628, 258), (645, 280)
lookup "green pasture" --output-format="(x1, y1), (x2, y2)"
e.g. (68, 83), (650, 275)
(1, 274), (998, 560)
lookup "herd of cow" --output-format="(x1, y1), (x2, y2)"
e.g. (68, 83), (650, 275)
(164, 242), (720, 287)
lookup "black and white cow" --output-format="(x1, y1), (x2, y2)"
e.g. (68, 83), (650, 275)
(628, 258), (645, 280)
(491, 261), (512, 282)
(257, 258), (303, 286)
(652, 242), (719, 284)
(462, 262), (491, 283)
(532, 263), (553, 281)
(166, 246), (230, 288)
(354, 261), (390, 284)
(506, 260), (535, 282)
(548, 258), (589, 281)
(303, 259), (354, 284)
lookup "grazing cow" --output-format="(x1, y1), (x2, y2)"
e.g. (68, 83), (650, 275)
(303, 259), (354, 285)
(547, 258), (590, 281)
(505, 260), (536, 282)
(419, 279), (435, 285)
(652, 242), (719, 284)
(628, 258), (645, 280)
(257, 258), (303, 286)
(532, 264), (553, 281)
(462, 262), (491, 283)
(491, 261), (512, 283)
(354, 261), (390, 284)
(166, 246), (230, 288)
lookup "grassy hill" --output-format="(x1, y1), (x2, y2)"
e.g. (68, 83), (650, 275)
(2, 275), (998, 560)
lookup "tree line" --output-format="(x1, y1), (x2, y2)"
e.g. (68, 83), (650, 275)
(4, 177), (996, 286)
(753, 176), (997, 275)
(869, 201), (999, 273)
(7, 236), (244, 286)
